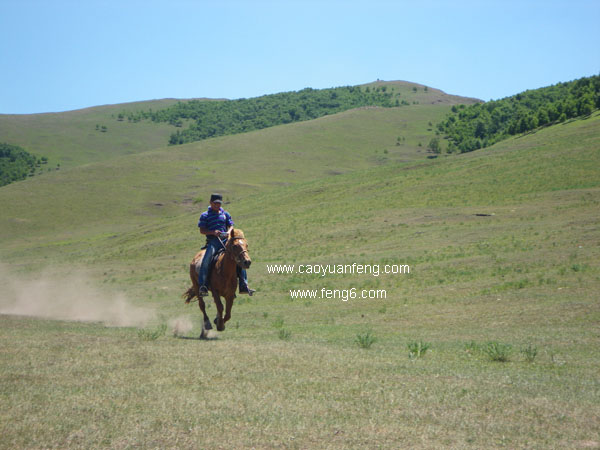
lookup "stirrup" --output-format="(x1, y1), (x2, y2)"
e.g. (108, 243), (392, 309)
(198, 286), (209, 296)
(239, 288), (255, 296)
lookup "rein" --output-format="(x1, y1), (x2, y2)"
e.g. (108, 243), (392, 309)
(217, 235), (249, 265)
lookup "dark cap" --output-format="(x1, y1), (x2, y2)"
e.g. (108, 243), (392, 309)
(210, 193), (223, 203)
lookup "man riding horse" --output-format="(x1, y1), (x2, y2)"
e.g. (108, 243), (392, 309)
(197, 193), (254, 297)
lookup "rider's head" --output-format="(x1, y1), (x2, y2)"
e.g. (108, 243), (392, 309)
(210, 193), (222, 211)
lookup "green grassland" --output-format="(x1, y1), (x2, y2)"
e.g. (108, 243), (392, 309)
(0, 103), (453, 245)
(0, 99), (184, 168)
(0, 91), (599, 448)
(0, 81), (471, 173)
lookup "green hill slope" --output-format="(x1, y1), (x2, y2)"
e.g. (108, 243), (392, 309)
(363, 79), (480, 105)
(0, 104), (455, 244)
(120, 80), (479, 146)
(438, 74), (599, 152)
(0, 98), (598, 448)
(0, 99), (185, 168)
(0, 81), (478, 176)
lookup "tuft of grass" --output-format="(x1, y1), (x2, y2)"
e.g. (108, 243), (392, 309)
(483, 341), (512, 362)
(521, 343), (538, 363)
(278, 328), (291, 340)
(272, 317), (284, 328)
(407, 340), (431, 359)
(355, 331), (377, 349)
(464, 341), (482, 356)
(137, 323), (167, 341)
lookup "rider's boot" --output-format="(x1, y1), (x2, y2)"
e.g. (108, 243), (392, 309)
(198, 285), (209, 296)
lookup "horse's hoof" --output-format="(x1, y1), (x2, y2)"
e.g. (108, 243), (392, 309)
(214, 317), (225, 332)
(204, 319), (213, 330)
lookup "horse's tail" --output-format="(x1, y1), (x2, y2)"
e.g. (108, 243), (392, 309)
(184, 261), (200, 304)
(183, 286), (196, 304)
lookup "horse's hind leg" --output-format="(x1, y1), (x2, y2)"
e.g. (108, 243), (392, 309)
(213, 294), (225, 331)
(198, 297), (212, 335)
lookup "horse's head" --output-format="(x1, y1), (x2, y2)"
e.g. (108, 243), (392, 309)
(227, 228), (251, 269)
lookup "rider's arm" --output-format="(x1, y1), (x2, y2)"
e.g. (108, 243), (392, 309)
(200, 227), (220, 237)
(225, 212), (234, 234)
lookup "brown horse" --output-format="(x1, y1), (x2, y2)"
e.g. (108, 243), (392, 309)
(183, 228), (251, 336)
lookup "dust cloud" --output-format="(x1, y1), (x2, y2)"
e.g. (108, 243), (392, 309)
(168, 315), (193, 336)
(0, 264), (154, 327)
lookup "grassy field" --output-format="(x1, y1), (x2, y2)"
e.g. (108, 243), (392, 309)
(0, 103), (453, 244)
(0, 81), (471, 171)
(0, 99), (184, 168)
(0, 97), (599, 448)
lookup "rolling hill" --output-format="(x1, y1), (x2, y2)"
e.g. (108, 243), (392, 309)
(0, 80), (598, 448)
(0, 81), (478, 172)
(0, 99), (186, 169)
(0, 92), (471, 245)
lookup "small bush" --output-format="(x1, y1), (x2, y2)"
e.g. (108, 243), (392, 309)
(483, 341), (512, 362)
(355, 331), (377, 349)
(272, 317), (284, 328)
(407, 340), (431, 359)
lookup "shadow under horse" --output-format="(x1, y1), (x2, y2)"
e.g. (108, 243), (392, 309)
(183, 228), (251, 336)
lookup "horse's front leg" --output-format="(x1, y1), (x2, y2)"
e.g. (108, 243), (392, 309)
(223, 295), (234, 324)
(213, 293), (225, 331)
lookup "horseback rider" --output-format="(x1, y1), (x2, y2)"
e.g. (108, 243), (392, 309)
(197, 193), (254, 297)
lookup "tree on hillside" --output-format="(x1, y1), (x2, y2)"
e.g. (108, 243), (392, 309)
(0, 143), (41, 187)
(428, 138), (441, 154)
(437, 74), (599, 153)
(122, 86), (396, 146)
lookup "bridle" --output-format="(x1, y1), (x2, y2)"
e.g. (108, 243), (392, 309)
(217, 235), (250, 266)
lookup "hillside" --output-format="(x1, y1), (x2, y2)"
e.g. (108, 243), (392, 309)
(0, 99), (185, 168)
(0, 103), (459, 245)
(118, 80), (479, 146)
(438, 74), (600, 152)
(0, 85), (599, 447)
(0, 81), (477, 175)
(363, 80), (481, 105)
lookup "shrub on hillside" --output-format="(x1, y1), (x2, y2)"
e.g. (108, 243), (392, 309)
(438, 75), (600, 153)
(0, 143), (40, 187)
(121, 86), (396, 146)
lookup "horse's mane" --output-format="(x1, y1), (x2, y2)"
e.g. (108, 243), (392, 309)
(231, 228), (245, 238)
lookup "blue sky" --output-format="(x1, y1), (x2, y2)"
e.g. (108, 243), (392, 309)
(1, 0), (598, 114)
